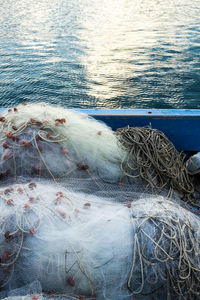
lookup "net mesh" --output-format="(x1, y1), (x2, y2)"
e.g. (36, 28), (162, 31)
(0, 181), (133, 299)
(0, 103), (199, 300)
(0, 103), (125, 185)
(0, 181), (199, 300)
(4, 280), (92, 299)
(129, 198), (200, 300)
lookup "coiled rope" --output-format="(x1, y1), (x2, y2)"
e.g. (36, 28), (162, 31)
(116, 127), (196, 204)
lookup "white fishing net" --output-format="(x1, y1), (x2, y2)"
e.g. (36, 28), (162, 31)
(129, 198), (200, 299)
(0, 181), (133, 300)
(0, 103), (125, 185)
(0, 103), (199, 300)
(0, 181), (199, 300)
(4, 296), (86, 300)
(4, 294), (91, 300)
(3, 280), (91, 299)
(0, 102), (194, 201)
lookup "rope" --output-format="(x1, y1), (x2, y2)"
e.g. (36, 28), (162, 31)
(129, 211), (200, 299)
(116, 126), (196, 204)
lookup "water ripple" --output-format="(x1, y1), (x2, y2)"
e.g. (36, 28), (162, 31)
(0, 0), (200, 108)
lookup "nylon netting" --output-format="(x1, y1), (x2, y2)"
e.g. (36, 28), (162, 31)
(0, 103), (195, 201)
(0, 103), (199, 300)
(0, 103), (125, 185)
(0, 181), (199, 300)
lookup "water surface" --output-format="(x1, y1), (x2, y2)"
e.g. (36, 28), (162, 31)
(0, 0), (200, 108)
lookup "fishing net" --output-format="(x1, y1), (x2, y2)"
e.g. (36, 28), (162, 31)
(0, 103), (196, 203)
(0, 103), (200, 300)
(4, 294), (92, 299)
(3, 281), (91, 300)
(0, 181), (133, 300)
(0, 181), (199, 300)
(116, 126), (196, 204)
(4, 297), (88, 300)
(0, 103), (125, 186)
(129, 198), (200, 300)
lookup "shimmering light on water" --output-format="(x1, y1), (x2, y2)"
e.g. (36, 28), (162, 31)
(0, 0), (200, 108)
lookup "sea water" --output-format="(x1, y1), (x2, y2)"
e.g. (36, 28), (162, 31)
(0, 0), (200, 109)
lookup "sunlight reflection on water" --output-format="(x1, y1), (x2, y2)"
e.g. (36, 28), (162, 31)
(0, 0), (200, 108)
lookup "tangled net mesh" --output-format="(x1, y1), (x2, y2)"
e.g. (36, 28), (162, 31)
(0, 181), (133, 300)
(3, 279), (92, 300)
(116, 126), (196, 204)
(129, 198), (200, 300)
(0, 103), (199, 300)
(0, 103), (125, 188)
(0, 103), (197, 203)
(0, 181), (199, 300)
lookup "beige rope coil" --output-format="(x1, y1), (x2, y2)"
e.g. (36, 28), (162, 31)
(116, 126), (196, 204)
(128, 202), (200, 299)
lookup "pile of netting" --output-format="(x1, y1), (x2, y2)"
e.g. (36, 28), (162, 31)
(3, 280), (87, 300)
(0, 181), (199, 300)
(0, 181), (133, 300)
(0, 103), (196, 201)
(0, 103), (125, 185)
(0, 103), (199, 300)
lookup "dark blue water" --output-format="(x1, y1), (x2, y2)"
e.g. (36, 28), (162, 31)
(0, 0), (200, 109)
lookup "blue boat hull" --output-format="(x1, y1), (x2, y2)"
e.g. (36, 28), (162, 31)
(80, 109), (200, 152)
